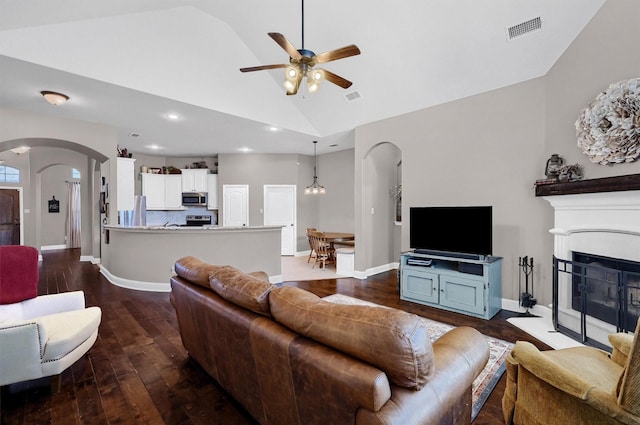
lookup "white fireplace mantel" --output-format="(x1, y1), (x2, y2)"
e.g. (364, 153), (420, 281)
(543, 190), (640, 264)
(542, 187), (640, 346)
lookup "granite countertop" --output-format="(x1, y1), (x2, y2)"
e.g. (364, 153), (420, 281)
(104, 224), (283, 231)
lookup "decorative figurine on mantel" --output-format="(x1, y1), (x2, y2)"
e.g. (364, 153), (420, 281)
(544, 153), (564, 179)
(557, 163), (583, 182)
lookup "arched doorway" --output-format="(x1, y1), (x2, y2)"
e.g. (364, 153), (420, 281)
(358, 141), (402, 274)
(0, 138), (108, 260)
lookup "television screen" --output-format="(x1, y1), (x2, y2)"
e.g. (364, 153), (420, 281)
(409, 206), (492, 257)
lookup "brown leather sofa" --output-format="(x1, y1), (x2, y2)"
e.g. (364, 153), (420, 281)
(170, 256), (490, 425)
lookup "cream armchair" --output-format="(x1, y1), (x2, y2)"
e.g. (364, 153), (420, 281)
(0, 246), (101, 391)
(502, 318), (640, 425)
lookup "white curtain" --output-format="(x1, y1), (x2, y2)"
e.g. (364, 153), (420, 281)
(66, 181), (81, 248)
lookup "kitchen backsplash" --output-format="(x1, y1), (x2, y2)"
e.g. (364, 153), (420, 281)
(146, 207), (217, 226)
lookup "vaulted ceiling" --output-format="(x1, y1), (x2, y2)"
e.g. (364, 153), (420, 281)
(0, 0), (605, 156)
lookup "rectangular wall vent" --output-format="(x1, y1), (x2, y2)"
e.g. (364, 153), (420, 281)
(507, 17), (542, 40)
(345, 91), (361, 102)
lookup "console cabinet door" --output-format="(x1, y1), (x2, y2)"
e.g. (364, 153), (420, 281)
(439, 275), (485, 316)
(401, 268), (439, 305)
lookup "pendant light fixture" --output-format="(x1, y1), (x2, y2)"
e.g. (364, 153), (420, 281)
(305, 140), (325, 195)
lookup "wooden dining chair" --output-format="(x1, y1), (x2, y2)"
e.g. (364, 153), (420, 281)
(310, 231), (335, 269)
(306, 228), (317, 263)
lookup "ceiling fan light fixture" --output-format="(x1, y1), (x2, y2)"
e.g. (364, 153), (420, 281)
(307, 79), (320, 93)
(40, 91), (69, 105)
(309, 68), (324, 82)
(286, 65), (299, 80)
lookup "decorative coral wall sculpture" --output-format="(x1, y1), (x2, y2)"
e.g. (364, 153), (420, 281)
(575, 78), (640, 165)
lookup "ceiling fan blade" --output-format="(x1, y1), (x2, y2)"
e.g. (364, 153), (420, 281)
(240, 64), (287, 72)
(268, 32), (302, 60)
(322, 69), (353, 89)
(314, 45), (361, 64)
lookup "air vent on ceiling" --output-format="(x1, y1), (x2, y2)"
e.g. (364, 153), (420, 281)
(507, 17), (542, 40)
(344, 91), (361, 103)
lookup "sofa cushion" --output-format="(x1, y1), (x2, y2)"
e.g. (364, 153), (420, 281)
(0, 246), (39, 305)
(209, 269), (274, 318)
(269, 286), (435, 390)
(174, 256), (229, 289)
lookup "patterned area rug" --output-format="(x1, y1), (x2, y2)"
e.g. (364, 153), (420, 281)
(323, 294), (513, 420)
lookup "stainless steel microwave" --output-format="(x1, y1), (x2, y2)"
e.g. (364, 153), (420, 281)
(182, 192), (207, 206)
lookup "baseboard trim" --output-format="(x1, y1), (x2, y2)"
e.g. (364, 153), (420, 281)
(269, 274), (283, 283)
(79, 255), (93, 262)
(353, 262), (399, 280)
(99, 265), (171, 293)
(41, 244), (67, 251)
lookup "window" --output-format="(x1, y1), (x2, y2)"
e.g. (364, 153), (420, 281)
(0, 165), (19, 183)
(72, 168), (81, 179)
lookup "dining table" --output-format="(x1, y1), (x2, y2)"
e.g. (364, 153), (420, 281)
(322, 232), (355, 249)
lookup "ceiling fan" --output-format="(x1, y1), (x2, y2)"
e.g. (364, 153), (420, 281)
(239, 0), (360, 96)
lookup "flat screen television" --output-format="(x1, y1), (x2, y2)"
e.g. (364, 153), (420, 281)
(409, 206), (492, 258)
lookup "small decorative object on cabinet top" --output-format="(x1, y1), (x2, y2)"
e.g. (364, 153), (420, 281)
(575, 77), (640, 165)
(117, 145), (132, 158)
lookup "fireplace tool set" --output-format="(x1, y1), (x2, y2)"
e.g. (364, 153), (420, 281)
(519, 256), (538, 317)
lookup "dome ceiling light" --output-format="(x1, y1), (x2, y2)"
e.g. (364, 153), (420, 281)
(40, 91), (69, 105)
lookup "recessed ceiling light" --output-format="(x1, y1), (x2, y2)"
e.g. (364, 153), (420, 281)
(165, 113), (181, 121)
(268, 126), (279, 132)
(129, 132), (141, 137)
(238, 147), (253, 153)
(146, 144), (163, 150)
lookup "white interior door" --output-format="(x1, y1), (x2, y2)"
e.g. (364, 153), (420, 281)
(222, 185), (249, 227)
(263, 185), (296, 256)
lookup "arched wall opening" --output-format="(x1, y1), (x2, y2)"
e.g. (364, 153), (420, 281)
(0, 138), (108, 261)
(357, 141), (402, 275)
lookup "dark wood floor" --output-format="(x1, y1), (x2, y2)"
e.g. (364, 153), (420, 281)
(1, 249), (549, 425)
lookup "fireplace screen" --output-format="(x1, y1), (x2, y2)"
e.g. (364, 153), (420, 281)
(553, 253), (640, 349)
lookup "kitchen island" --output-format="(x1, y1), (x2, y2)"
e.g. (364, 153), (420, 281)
(100, 225), (283, 292)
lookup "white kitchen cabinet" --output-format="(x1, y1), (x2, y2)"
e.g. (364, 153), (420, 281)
(181, 169), (209, 192)
(207, 174), (218, 209)
(142, 174), (184, 210)
(164, 175), (183, 209)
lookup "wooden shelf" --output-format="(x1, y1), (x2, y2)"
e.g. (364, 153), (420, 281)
(535, 173), (640, 197)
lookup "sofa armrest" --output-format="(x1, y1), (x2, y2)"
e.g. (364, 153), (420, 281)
(0, 321), (46, 386)
(21, 291), (86, 320)
(357, 327), (490, 425)
(510, 341), (597, 400)
(609, 332), (634, 367)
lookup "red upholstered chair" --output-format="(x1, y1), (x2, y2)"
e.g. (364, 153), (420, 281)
(0, 245), (101, 391)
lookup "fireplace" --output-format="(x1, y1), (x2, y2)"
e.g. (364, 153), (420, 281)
(553, 252), (640, 349)
(541, 174), (640, 347)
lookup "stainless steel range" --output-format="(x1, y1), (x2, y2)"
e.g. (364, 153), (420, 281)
(185, 215), (212, 226)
